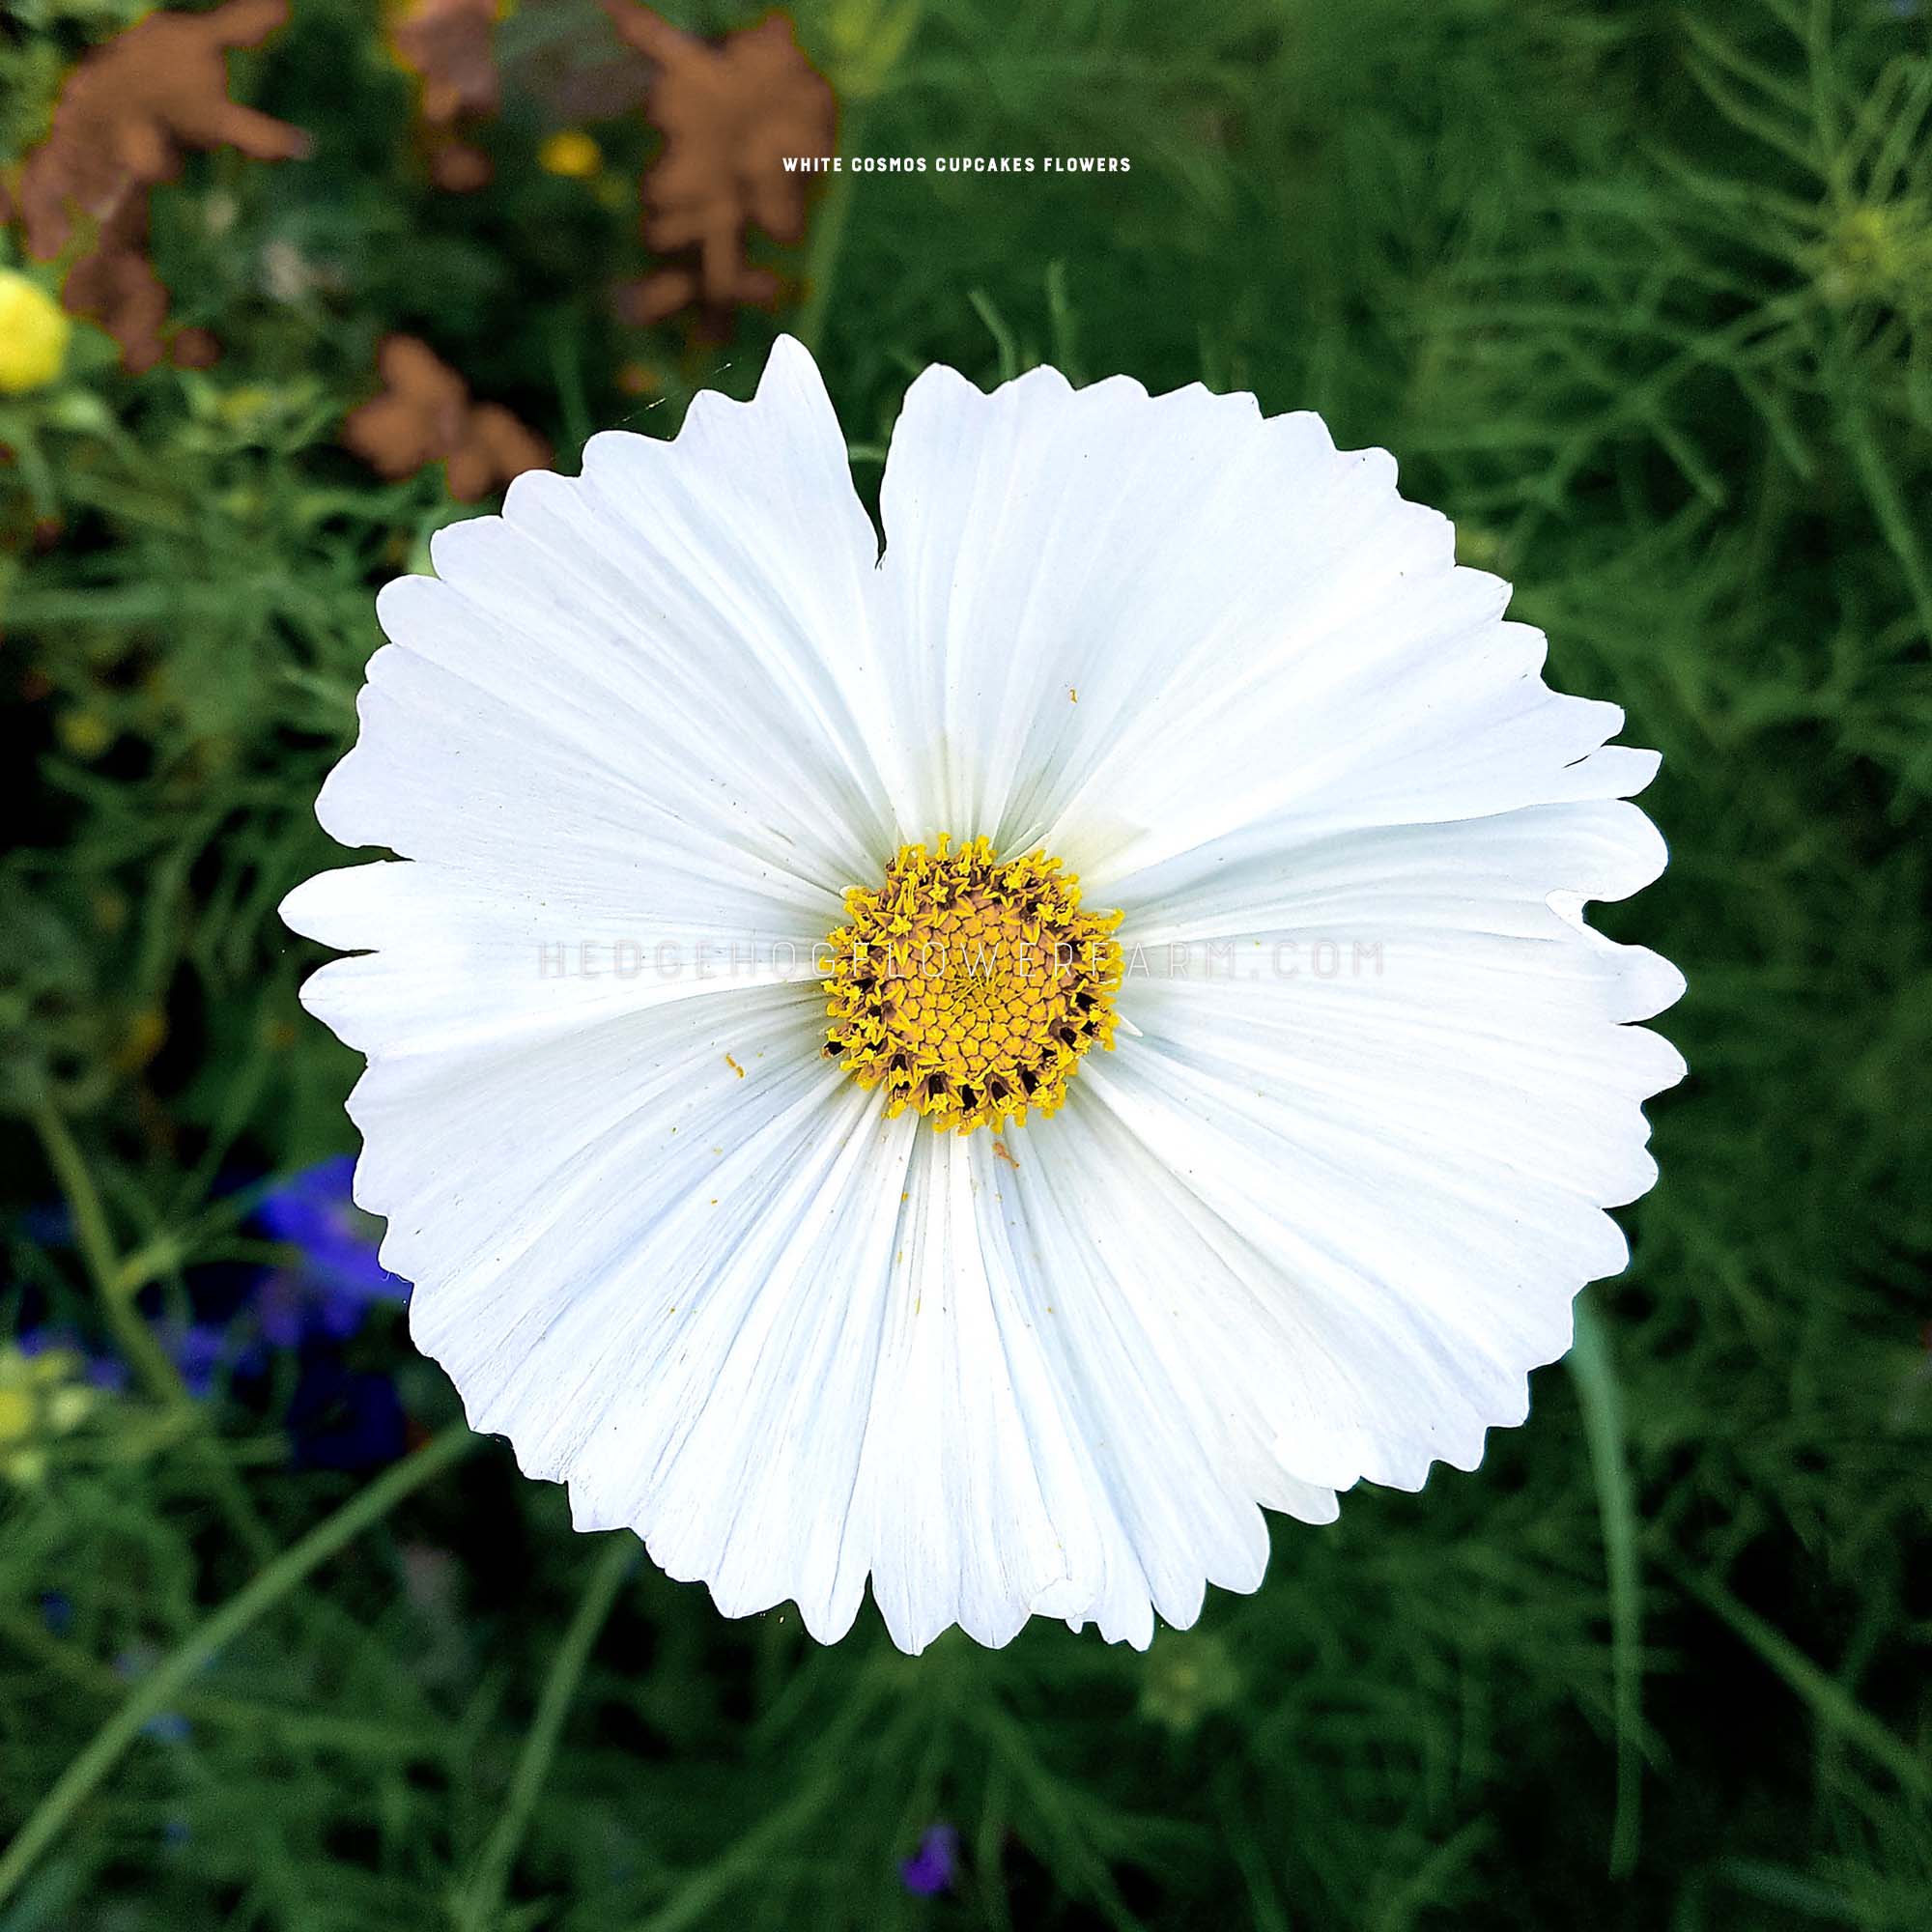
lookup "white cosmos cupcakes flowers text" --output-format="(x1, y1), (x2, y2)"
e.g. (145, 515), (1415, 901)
(281, 335), (1685, 1654)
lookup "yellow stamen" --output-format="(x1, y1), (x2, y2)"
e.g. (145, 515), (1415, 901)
(821, 837), (1123, 1135)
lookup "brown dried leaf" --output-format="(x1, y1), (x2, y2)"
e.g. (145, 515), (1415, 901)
(342, 334), (550, 502)
(391, 0), (500, 191)
(14, 0), (307, 371)
(392, 0), (501, 125)
(604, 1), (836, 322)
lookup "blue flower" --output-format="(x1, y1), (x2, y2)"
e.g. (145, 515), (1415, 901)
(84, 1354), (129, 1394)
(18, 1201), (75, 1247)
(161, 1322), (234, 1400)
(899, 1823), (959, 1898)
(252, 1156), (407, 1345)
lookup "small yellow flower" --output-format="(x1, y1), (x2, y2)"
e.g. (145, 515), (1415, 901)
(1138, 1630), (1242, 1734)
(0, 1345), (100, 1487)
(538, 130), (603, 179)
(0, 1386), (33, 1444)
(113, 1006), (169, 1074)
(1816, 202), (1931, 309)
(0, 270), (71, 396)
(57, 709), (114, 760)
(1456, 523), (1506, 571)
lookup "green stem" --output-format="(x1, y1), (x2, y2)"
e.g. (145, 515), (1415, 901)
(1675, 1563), (1932, 1803)
(1567, 1296), (1643, 1878)
(0, 1608), (437, 1760)
(452, 1536), (639, 1931)
(30, 1098), (179, 1403)
(795, 108), (866, 357)
(29, 1097), (277, 1565)
(0, 1424), (478, 1910)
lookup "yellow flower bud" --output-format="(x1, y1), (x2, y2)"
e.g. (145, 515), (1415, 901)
(0, 271), (71, 396)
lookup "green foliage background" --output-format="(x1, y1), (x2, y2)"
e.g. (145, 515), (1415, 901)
(3, 0), (1930, 1924)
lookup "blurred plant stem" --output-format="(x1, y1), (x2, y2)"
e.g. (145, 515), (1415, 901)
(799, 0), (925, 354)
(796, 111), (864, 358)
(0, 1605), (431, 1760)
(450, 1535), (639, 1932)
(1671, 1561), (1932, 1805)
(1568, 1295), (1643, 1879)
(29, 1094), (278, 1564)
(0, 1421), (479, 1912)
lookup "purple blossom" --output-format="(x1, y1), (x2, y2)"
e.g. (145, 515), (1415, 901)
(85, 1355), (130, 1394)
(899, 1823), (959, 1897)
(252, 1155), (407, 1344)
(163, 1322), (233, 1400)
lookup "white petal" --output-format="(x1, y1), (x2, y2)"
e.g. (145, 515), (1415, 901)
(869, 358), (1649, 890)
(871, 363), (1271, 849)
(354, 977), (1132, 1653)
(1087, 804), (1683, 1492)
(967, 1109), (1338, 1646)
(282, 860), (818, 1062)
(313, 335), (895, 910)
(347, 976), (920, 1644)
(837, 1128), (1121, 1652)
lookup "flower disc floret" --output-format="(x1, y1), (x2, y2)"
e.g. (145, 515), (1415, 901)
(821, 836), (1123, 1134)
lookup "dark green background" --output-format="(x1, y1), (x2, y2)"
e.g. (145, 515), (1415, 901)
(3, 0), (1928, 1925)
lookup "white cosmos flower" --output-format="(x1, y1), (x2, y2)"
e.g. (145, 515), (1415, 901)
(281, 335), (1685, 1654)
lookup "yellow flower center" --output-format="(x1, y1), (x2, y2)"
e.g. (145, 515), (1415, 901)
(821, 837), (1123, 1135)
